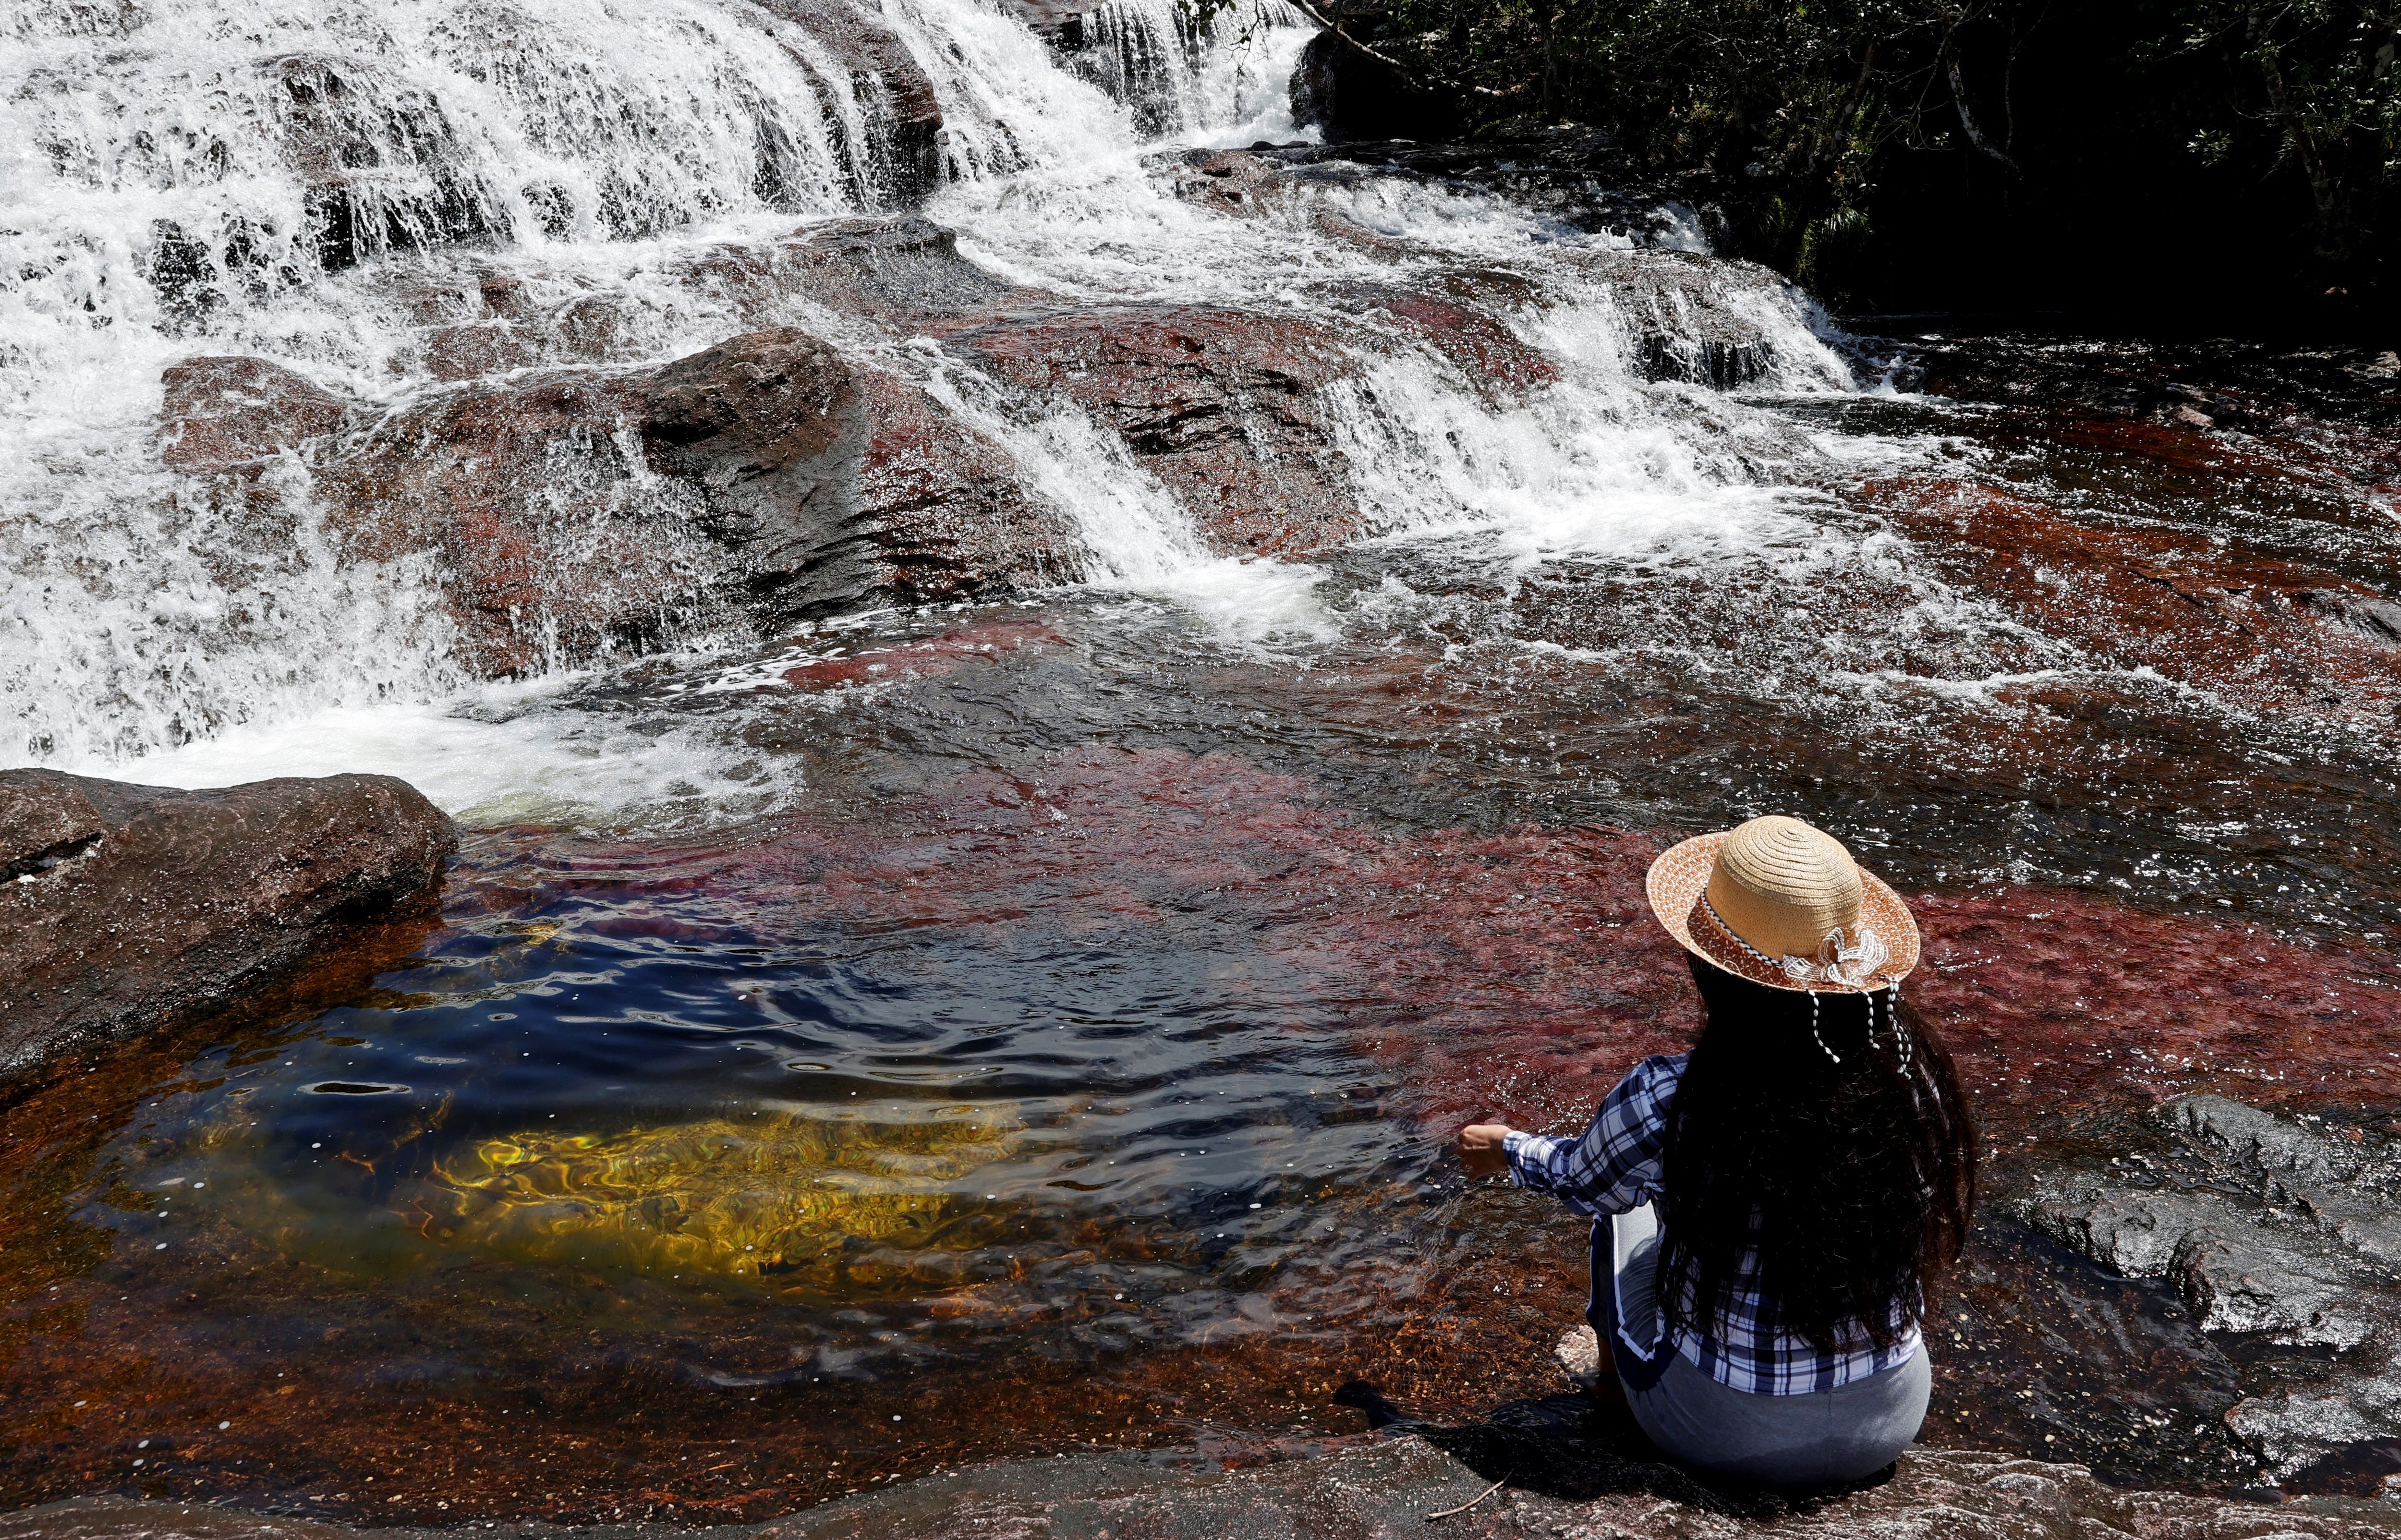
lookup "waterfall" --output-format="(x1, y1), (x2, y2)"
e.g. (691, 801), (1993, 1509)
(1, 0), (1863, 812)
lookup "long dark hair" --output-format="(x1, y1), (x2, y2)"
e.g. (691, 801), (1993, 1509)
(1655, 954), (1978, 1352)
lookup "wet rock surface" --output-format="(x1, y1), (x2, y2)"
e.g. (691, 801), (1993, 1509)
(1322, 285), (1559, 397)
(317, 327), (1079, 675)
(1888, 334), (2401, 444)
(261, 54), (497, 273)
(1156, 145), (1787, 390)
(950, 305), (1362, 557)
(315, 366), (731, 678)
(2030, 1095), (2401, 1481)
(748, 0), (944, 204)
(1859, 473), (2401, 729)
(1593, 249), (1791, 389)
(1167, 131), (1728, 246)
(752, 217), (1050, 335)
(13, 1435), (2401, 1539)
(643, 327), (1081, 615)
(0, 771), (453, 1079)
(1864, 331), (2401, 552)
(157, 357), (348, 473)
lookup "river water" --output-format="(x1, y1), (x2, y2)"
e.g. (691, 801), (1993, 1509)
(5, 0), (2401, 1520)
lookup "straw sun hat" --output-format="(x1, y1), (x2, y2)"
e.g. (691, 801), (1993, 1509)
(1646, 816), (1919, 994)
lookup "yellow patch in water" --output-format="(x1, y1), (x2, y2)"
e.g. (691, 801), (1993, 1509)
(421, 1110), (1020, 1281)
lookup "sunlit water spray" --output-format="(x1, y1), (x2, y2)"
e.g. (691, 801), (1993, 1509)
(5, 0), (1969, 830)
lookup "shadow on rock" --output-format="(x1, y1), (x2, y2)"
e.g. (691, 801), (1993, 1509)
(1331, 1380), (1893, 1520)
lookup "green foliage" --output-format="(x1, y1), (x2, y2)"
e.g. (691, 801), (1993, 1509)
(1248, 0), (2400, 307)
(2163, 0), (2401, 258)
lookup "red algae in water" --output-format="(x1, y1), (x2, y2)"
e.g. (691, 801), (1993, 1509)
(1861, 473), (2401, 730)
(779, 618), (1065, 694)
(6, 745), (2398, 1521)
(500, 743), (2401, 1138)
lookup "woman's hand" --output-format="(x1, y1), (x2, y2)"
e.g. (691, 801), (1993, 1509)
(1456, 1122), (1515, 1180)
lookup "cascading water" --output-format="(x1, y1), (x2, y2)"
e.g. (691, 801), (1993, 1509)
(2, 0), (1880, 823)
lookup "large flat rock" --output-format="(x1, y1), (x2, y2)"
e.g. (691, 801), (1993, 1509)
(7, 1438), (2401, 1539)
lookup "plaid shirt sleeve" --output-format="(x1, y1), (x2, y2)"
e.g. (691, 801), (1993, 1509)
(1500, 1054), (1685, 1217)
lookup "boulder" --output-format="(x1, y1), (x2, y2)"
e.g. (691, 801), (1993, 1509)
(1565, 248), (1789, 390)
(158, 356), (348, 472)
(641, 327), (1080, 613)
(2167, 1094), (2366, 1187)
(0, 770), (454, 1078)
(2170, 1225), (2369, 1347)
(2023, 1094), (2401, 1477)
(2027, 1188), (2225, 1278)
(316, 327), (1080, 675)
(314, 368), (728, 678)
(949, 306), (1363, 557)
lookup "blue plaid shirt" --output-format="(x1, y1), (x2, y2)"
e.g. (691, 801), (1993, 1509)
(1503, 1054), (1921, 1394)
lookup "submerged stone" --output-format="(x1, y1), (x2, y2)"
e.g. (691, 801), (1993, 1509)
(419, 1109), (1021, 1283)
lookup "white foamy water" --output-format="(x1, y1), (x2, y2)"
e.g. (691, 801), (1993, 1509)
(1, 0), (1914, 820)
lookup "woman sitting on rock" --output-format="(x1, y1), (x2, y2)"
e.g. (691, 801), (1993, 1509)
(1458, 815), (1978, 1488)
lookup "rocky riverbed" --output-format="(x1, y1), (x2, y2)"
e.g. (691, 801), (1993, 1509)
(6, 0), (2401, 1526)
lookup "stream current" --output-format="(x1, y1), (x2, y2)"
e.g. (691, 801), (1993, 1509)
(5, 0), (2401, 1521)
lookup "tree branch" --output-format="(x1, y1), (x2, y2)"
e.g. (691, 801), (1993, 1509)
(1946, 50), (2020, 170)
(1278, 0), (1512, 99)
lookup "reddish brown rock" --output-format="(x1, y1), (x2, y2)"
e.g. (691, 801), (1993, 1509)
(317, 329), (1080, 675)
(1863, 474), (2401, 728)
(418, 319), (540, 382)
(158, 356), (348, 473)
(674, 216), (1055, 340)
(0, 770), (454, 1078)
(1341, 288), (1558, 396)
(779, 618), (1066, 693)
(643, 328), (1080, 615)
(316, 368), (715, 677)
(750, 0), (943, 204)
(950, 306), (1364, 558)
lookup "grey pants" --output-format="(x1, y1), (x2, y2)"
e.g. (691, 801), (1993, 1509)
(1608, 1204), (1931, 1487)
